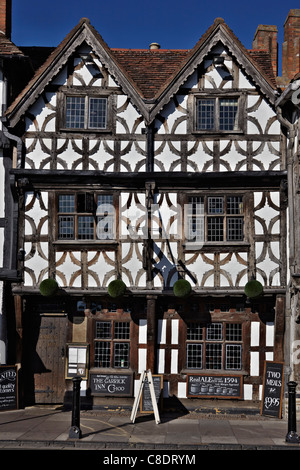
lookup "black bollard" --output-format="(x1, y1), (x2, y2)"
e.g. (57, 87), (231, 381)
(69, 376), (82, 439)
(286, 381), (300, 443)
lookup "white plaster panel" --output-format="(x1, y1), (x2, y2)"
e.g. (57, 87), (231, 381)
(171, 319), (179, 344)
(154, 144), (180, 171)
(171, 349), (178, 374)
(157, 319), (167, 344)
(250, 351), (259, 376)
(138, 349), (147, 373)
(120, 145), (146, 172)
(25, 139), (52, 169)
(88, 139), (114, 171)
(86, 251), (116, 287)
(251, 322), (260, 347)
(239, 70), (256, 89)
(266, 322), (274, 347)
(219, 253), (248, 287)
(177, 382), (187, 398)
(24, 241), (49, 286)
(57, 139), (83, 170)
(243, 384), (253, 400)
(121, 242), (145, 287)
(157, 349), (165, 374)
(55, 251), (82, 287)
(139, 319), (147, 344)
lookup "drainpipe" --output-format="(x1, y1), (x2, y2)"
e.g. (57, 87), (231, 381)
(276, 104), (296, 384)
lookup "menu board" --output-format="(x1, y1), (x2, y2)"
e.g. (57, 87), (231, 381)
(261, 361), (284, 418)
(65, 343), (89, 379)
(140, 375), (163, 413)
(187, 374), (243, 399)
(0, 366), (18, 411)
(89, 372), (133, 396)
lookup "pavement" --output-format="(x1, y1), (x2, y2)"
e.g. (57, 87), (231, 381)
(0, 402), (300, 456)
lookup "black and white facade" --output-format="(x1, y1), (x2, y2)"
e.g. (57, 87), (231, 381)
(1, 11), (300, 412)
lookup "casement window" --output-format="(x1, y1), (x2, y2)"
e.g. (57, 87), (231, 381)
(186, 195), (244, 243)
(195, 96), (241, 132)
(64, 95), (108, 130)
(186, 322), (242, 370)
(57, 193), (115, 240)
(94, 321), (130, 369)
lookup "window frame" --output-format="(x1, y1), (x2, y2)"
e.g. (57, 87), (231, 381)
(57, 88), (113, 133)
(192, 93), (246, 134)
(185, 321), (243, 372)
(185, 193), (245, 246)
(55, 191), (117, 243)
(93, 320), (131, 369)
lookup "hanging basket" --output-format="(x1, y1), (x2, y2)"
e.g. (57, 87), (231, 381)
(244, 280), (263, 299)
(39, 278), (59, 297)
(173, 279), (192, 298)
(107, 279), (127, 298)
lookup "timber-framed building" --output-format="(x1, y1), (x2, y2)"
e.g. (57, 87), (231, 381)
(1, 3), (300, 411)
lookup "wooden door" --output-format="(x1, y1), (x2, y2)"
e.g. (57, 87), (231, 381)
(23, 314), (67, 404)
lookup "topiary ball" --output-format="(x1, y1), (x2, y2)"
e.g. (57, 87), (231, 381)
(107, 279), (126, 298)
(39, 278), (59, 297)
(173, 279), (192, 298)
(244, 280), (263, 299)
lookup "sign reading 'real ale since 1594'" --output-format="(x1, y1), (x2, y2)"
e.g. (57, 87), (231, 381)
(0, 366), (18, 411)
(187, 374), (243, 399)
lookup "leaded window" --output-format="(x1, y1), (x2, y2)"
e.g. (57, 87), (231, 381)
(187, 195), (244, 243)
(57, 193), (115, 240)
(186, 322), (242, 370)
(94, 321), (130, 368)
(196, 97), (239, 132)
(66, 96), (107, 130)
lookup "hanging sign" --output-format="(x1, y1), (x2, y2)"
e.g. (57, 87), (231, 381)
(0, 365), (18, 411)
(261, 361), (284, 418)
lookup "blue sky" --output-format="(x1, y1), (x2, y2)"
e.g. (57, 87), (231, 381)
(11, 0), (296, 73)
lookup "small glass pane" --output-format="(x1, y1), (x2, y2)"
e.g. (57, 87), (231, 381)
(205, 343), (222, 369)
(58, 216), (74, 239)
(58, 194), (75, 213)
(89, 98), (107, 128)
(186, 343), (203, 369)
(94, 342), (111, 368)
(96, 321), (111, 339)
(225, 344), (242, 370)
(66, 96), (85, 128)
(219, 98), (238, 131)
(196, 99), (215, 130)
(78, 216), (94, 240)
(113, 343), (130, 368)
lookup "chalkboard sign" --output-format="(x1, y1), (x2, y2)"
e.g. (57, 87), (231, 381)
(89, 372), (133, 396)
(261, 361), (284, 418)
(0, 366), (18, 411)
(140, 374), (163, 413)
(187, 374), (243, 399)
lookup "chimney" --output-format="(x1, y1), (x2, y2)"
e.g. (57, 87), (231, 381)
(282, 9), (300, 81)
(253, 24), (278, 76)
(0, 0), (12, 39)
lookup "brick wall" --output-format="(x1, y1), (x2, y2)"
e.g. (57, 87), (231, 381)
(282, 9), (300, 81)
(0, 0), (11, 39)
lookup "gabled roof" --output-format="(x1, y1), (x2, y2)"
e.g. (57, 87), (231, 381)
(5, 17), (279, 127)
(0, 33), (24, 56)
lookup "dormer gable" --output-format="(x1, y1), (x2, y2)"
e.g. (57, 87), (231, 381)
(4, 17), (279, 129)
